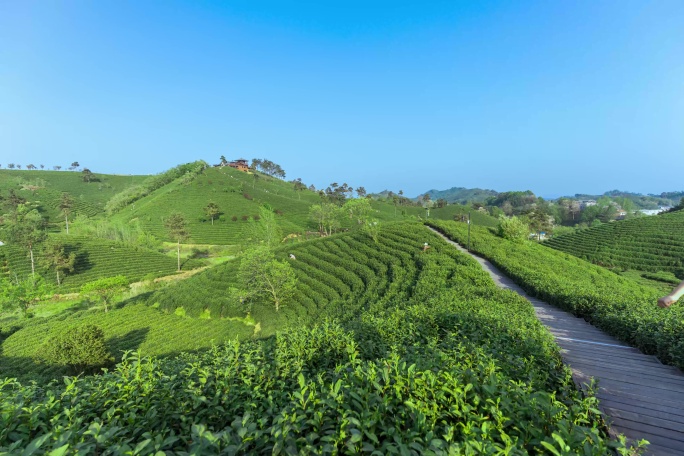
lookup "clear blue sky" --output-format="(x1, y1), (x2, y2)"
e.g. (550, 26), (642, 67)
(1, 1), (682, 198)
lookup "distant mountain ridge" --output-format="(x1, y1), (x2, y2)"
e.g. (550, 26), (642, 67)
(568, 190), (684, 209)
(421, 187), (499, 204)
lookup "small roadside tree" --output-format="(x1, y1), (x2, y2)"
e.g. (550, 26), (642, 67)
(204, 202), (220, 225)
(81, 276), (129, 313)
(165, 212), (190, 271)
(238, 247), (297, 312)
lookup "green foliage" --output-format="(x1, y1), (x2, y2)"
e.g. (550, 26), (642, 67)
(0, 303), (253, 382)
(428, 219), (684, 370)
(104, 161), (207, 214)
(544, 209), (684, 276)
(203, 201), (220, 225)
(40, 240), (76, 286)
(40, 324), (114, 375)
(309, 202), (343, 235)
(0, 223), (634, 452)
(0, 234), (202, 292)
(81, 276), (129, 313)
(238, 247), (297, 311)
(247, 205), (282, 249)
(496, 215), (528, 243)
(0, 275), (52, 318)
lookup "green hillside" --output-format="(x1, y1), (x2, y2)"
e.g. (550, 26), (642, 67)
(0, 169), (147, 224)
(543, 209), (684, 277)
(0, 222), (627, 453)
(0, 303), (252, 383)
(423, 186), (499, 204)
(0, 234), (205, 291)
(109, 166), (328, 244)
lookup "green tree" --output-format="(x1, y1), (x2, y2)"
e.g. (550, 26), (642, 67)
(249, 205), (282, 249)
(219, 155), (228, 165)
(41, 240), (76, 286)
(343, 198), (373, 225)
(81, 276), (129, 313)
(165, 212), (190, 271)
(238, 247), (297, 312)
(204, 202), (220, 225)
(497, 215), (529, 243)
(0, 275), (51, 317)
(293, 178), (306, 199)
(59, 192), (74, 234)
(82, 168), (94, 182)
(41, 324), (114, 375)
(528, 208), (554, 241)
(6, 205), (47, 279)
(309, 203), (343, 236)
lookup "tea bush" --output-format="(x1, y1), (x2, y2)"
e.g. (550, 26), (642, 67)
(428, 219), (684, 370)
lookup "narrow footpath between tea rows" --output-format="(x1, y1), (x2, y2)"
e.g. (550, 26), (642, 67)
(429, 227), (684, 456)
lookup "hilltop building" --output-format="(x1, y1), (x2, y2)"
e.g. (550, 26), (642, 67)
(214, 158), (250, 172)
(228, 159), (249, 172)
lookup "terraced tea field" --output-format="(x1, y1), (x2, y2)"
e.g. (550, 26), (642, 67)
(0, 221), (630, 453)
(544, 209), (684, 276)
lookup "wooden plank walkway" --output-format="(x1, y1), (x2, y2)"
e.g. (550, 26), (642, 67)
(429, 228), (684, 455)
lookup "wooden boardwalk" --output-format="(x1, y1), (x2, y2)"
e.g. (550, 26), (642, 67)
(430, 228), (684, 455)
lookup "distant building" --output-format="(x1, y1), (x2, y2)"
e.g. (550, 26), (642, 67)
(579, 200), (597, 209)
(228, 159), (249, 172)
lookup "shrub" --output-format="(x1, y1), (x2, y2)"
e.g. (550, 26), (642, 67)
(253, 214), (261, 221)
(496, 215), (528, 243)
(241, 215), (249, 221)
(243, 193), (252, 200)
(40, 324), (114, 375)
(231, 215), (238, 222)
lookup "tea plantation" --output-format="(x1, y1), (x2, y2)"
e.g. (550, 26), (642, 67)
(543, 209), (684, 277)
(428, 219), (684, 370)
(0, 169), (147, 224)
(0, 223), (634, 454)
(0, 235), (205, 292)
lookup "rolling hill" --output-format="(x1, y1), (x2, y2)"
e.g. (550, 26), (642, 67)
(543, 209), (684, 278)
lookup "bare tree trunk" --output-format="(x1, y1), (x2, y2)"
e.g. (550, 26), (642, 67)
(65, 214), (69, 234)
(30, 247), (35, 279)
(56, 270), (61, 286)
(177, 240), (181, 271)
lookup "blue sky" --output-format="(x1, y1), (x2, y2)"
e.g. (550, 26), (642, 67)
(1, 1), (682, 198)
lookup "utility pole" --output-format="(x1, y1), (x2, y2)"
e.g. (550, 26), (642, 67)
(467, 212), (471, 251)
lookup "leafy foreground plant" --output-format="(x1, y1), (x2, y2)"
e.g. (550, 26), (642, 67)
(0, 223), (642, 454)
(428, 219), (684, 371)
